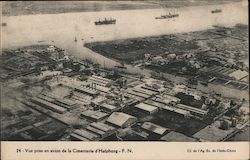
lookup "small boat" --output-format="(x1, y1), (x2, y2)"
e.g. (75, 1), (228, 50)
(155, 12), (179, 19)
(211, 9), (222, 14)
(95, 18), (116, 25)
(1, 23), (7, 26)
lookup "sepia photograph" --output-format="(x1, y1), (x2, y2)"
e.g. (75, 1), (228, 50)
(1, 0), (249, 147)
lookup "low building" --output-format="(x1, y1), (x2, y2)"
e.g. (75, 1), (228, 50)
(141, 122), (168, 135)
(144, 99), (165, 108)
(70, 133), (89, 141)
(132, 88), (156, 96)
(88, 75), (113, 87)
(85, 122), (116, 139)
(97, 103), (121, 113)
(89, 122), (116, 135)
(176, 104), (208, 118)
(135, 103), (158, 114)
(126, 90), (151, 99)
(31, 97), (67, 114)
(75, 86), (100, 96)
(160, 131), (197, 142)
(72, 129), (99, 141)
(192, 125), (233, 142)
(106, 112), (137, 128)
(80, 110), (109, 122)
(53, 98), (78, 110)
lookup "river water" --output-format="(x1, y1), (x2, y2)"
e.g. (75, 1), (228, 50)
(2, 2), (248, 64)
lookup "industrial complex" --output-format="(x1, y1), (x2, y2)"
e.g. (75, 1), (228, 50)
(1, 32), (249, 141)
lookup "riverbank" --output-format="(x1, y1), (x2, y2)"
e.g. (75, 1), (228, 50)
(2, 1), (242, 16)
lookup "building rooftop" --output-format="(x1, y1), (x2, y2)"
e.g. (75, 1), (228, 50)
(75, 86), (100, 95)
(135, 103), (158, 113)
(70, 133), (90, 141)
(100, 103), (118, 111)
(81, 110), (108, 120)
(127, 90), (150, 98)
(106, 112), (137, 127)
(176, 104), (208, 115)
(229, 70), (248, 80)
(160, 131), (197, 142)
(144, 99), (165, 108)
(73, 129), (99, 140)
(141, 122), (168, 135)
(55, 98), (76, 106)
(90, 122), (115, 132)
(31, 97), (67, 113)
(192, 126), (231, 141)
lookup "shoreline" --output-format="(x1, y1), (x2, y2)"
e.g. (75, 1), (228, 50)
(2, 1), (241, 17)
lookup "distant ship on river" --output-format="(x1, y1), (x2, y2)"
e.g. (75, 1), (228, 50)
(95, 18), (116, 25)
(211, 9), (222, 14)
(155, 12), (179, 19)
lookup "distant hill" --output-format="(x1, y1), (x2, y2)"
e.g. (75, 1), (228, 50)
(2, 0), (243, 16)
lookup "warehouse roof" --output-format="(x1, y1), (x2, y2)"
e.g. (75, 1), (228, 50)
(160, 131), (197, 142)
(81, 110), (108, 120)
(90, 122), (115, 132)
(100, 103), (119, 111)
(141, 122), (167, 135)
(192, 126), (230, 141)
(106, 112), (137, 127)
(73, 129), (99, 140)
(135, 103), (158, 113)
(31, 97), (66, 113)
(229, 70), (248, 80)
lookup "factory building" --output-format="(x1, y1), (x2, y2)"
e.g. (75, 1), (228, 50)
(72, 129), (100, 141)
(106, 112), (137, 128)
(135, 103), (158, 114)
(132, 88), (157, 96)
(126, 90), (151, 99)
(124, 93), (145, 102)
(160, 131), (197, 142)
(53, 98), (78, 110)
(89, 122), (116, 135)
(144, 99), (165, 108)
(74, 86), (100, 96)
(38, 94), (77, 111)
(70, 133), (89, 141)
(141, 122), (168, 135)
(95, 103), (121, 113)
(31, 97), (67, 114)
(80, 110), (109, 122)
(86, 122), (116, 138)
(88, 75), (113, 87)
(176, 104), (208, 118)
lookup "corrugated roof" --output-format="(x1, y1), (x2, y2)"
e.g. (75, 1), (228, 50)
(70, 133), (90, 141)
(160, 131), (196, 142)
(81, 110), (108, 120)
(90, 122), (115, 132)
(106, 112), (137, 127)
(229, 70), (248, 80)
(31, 97), (66, 113)
(192, 126), (230, 141)
(135, 103), (158, 112)
(73, 129), (99, 140)
(141, 122), (167, 135)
